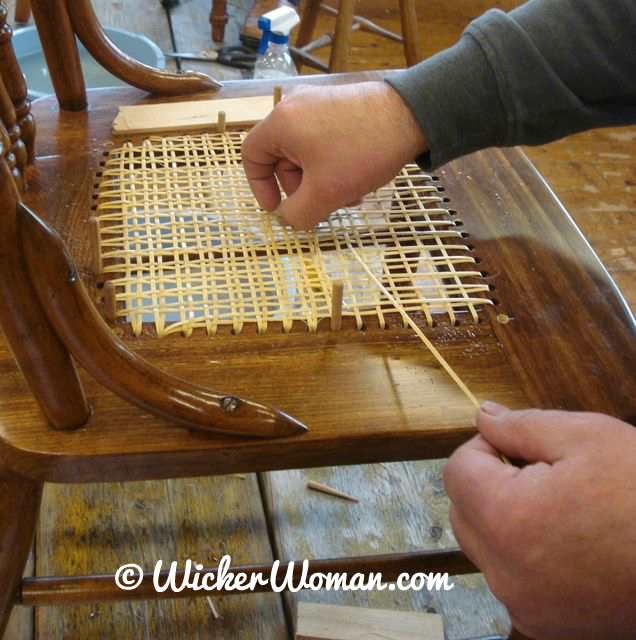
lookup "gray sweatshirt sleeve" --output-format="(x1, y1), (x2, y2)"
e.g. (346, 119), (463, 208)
(386, 0), (636, 170)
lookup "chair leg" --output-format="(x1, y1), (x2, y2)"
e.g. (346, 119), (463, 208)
(295, 0), (322, 71)
(0, 469), (42, 638)
(210, 0), (228, 44)
(14, 0), (31, 23)
(328, 0), (355, 73)
(398, 0), (419, 66)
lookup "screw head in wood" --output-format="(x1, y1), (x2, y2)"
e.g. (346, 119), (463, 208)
(221, 396), (242, 413)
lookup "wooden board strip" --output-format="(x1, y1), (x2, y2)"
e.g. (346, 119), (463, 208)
(112, 96), (274, 135)
(296, 602), (444, 640)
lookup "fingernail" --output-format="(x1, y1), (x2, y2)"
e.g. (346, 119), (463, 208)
(480, 401), (507, 416)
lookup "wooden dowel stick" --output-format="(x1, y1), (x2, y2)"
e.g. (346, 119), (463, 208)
(330, 279), (343, 331)
(217, 109), (226, 133)
(307, 481), (359, 503)
(347, 243), (511, 465)
(102, 281), (117, 322)
(206, 596), (221, 619)
(273, 85), (282, 106)
(88, 217), (103, 276)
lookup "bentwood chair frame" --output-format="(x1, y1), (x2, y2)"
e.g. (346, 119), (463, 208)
(0, 2), (634, 640)
(14, 0), (230, 45)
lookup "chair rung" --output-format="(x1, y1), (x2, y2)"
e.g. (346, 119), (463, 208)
(320, 3), (403, 42)
(18, 549), (476, 606)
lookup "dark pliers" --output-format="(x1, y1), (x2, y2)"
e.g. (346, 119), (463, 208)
(164, 46), (258, 70)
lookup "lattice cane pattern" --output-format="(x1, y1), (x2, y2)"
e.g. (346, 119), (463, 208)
(93, 131), (492, 336)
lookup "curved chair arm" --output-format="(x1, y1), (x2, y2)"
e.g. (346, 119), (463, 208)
(18, 204), (307, 439)
(67, 0), (221, 96)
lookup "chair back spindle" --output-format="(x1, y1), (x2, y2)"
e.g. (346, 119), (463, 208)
(0, 148), (90, 430)
(24, 0), (217, 112)
(29, 0), (87, 111)
(0, 111), (22, 191)
(0, 3), (35, 159)
(0, 75), (25, 189)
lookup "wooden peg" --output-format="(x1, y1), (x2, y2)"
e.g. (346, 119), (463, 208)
(103, 281), (117, 322)
(88, 217), (103, 276)
(217, 109), (226, 133)
(273, 85), (282, 106)
(307, 480), (358, 503)
(206, 595), (222, 620)
(330, 279), (344, 331)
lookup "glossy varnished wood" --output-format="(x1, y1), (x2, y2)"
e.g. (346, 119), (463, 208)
(0, 73), (633, 488)
(67, 0), (220, 96)
(0, 7), (625, 637)
(439, 150), (636, 419)
(0, 151), (89, 432)
(0, 470), (41, 639)
(0, 3), (35, 157)
(18, 204), (306, 439)
(29, 0), (86, 111)
(328, 0), (355, 72)
(0, 75), (25, 180)
(398, 0), (420, 65)
(0, 121), (20, 191)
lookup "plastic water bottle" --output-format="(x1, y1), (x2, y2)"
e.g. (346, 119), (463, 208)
(254, 37), (297, 79)
(253, 6), (299, 79)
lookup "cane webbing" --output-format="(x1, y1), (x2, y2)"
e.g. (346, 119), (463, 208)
(93, 131), (492, 337)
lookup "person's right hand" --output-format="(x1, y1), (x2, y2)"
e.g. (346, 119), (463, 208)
(241, 81), (428, 230)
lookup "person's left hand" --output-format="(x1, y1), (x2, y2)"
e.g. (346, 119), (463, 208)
(444, 403), (636, 639)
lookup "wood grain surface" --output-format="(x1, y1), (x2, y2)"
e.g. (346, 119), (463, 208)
(36, 475), (288, 639)
(113, 95), (273, 134)
(295, 602), (444, 639)
(1, 2), (634, 639)
(265, 461), (509, 640)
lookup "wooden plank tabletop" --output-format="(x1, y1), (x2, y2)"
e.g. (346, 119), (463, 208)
(264, 462), (510, 639)
(36, 475), (288, 639)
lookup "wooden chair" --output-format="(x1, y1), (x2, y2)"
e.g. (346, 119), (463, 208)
(0, 1), (634, 638)
(293, 0), (420, 73)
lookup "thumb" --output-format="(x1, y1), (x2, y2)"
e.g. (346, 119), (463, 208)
(477, 402), (588, 464)
(275, 177), (332, 230)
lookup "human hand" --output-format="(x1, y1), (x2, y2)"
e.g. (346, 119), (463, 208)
(241, 81), (427, 229)
(444, 403), (636, 639)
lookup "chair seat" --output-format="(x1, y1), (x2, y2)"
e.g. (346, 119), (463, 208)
(2, 80), (634, 486)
